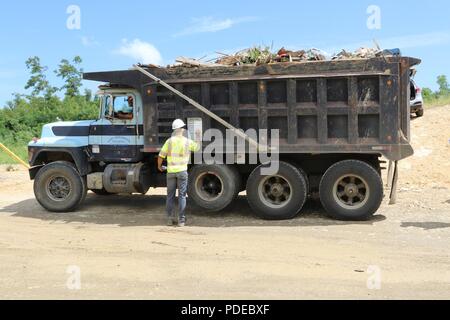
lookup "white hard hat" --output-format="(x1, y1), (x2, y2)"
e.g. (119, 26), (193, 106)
(172, 119), (186, 130)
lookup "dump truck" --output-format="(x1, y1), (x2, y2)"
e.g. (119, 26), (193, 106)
(28, 55), (420, 220)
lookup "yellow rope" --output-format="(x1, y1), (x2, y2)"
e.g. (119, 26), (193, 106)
(0, 143), (30, 169)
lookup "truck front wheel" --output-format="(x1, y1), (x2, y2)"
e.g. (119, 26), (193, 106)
(34, 161), (87, 212)
(246, 162), (308, 220)
(319, 160), (383, 221)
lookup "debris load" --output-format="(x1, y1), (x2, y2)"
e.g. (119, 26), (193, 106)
(332, 47), (379, 60)
(217, 47), (274, 66)
(214, 47), (328, 67)
(169, 46), (401, 68)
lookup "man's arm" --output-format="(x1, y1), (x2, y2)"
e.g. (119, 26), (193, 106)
(158, 140), (169, 172)
(157, 156), (165, 172)
(189, 140), (200, 152)
(116, 111), (133, 120)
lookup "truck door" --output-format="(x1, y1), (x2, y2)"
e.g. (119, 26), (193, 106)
(89, 93), (141, 162)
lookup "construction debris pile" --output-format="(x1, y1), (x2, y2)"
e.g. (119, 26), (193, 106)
(332, 47), (380, 60)
(169, 46), (400, 68)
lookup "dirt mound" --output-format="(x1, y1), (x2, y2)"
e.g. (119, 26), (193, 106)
(399, 105), (450, 189)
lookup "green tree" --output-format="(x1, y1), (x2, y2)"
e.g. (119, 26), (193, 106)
(24, 56), (57, 99)
(1, 56), (101, 163)
(437, 75), (449, 96)
(55, 56), (83, 97)
(421, 87), (434, 101)
(84, 88), (93, 102)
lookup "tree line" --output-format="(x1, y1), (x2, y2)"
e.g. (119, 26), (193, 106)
(0, 56), (98, 161)
(2, 56), (99, 139)
(422, 75), (450, 106)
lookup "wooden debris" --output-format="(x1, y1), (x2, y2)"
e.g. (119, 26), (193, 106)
(166, 45), (391, 69)
(175, 57), (225, 68)
(332, 47), (381, 60)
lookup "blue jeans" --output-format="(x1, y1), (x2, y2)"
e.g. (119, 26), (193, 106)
(166, 171), (188, 223)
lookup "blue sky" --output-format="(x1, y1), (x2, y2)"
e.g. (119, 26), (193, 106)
(1, 0), (449, 106)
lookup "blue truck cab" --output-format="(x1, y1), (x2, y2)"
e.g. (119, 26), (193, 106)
(28, 86), (155, 212)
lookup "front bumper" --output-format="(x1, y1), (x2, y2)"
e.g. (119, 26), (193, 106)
(410, 102), (423, 113)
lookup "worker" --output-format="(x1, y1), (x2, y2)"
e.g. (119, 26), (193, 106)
(115, 96), (134, 120)
(158, 119), (199, 227)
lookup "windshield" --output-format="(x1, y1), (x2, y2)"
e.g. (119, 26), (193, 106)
(102, 94), (134, 120)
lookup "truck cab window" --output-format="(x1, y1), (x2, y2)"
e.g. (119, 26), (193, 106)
(104, 95), (134, 121)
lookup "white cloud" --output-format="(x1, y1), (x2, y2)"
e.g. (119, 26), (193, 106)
(81, 36), (100, 47)
(174, 16), (259, 37)
(115, 39), (163, 65)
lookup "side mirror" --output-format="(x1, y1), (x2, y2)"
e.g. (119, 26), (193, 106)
(104, 95), (114, 121)
(108, 103), (114, 118)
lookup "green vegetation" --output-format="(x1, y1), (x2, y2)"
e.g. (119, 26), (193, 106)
(0, 56), (98, 164)
(422, 75), (450, 107)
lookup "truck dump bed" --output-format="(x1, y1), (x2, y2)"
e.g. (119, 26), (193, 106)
(84, 56), (420, 161)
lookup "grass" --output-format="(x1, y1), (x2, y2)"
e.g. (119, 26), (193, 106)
(424, 95), (450, 108)
(0, 142), (29, 165)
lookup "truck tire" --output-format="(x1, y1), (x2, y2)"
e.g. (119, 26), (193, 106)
(188, 165), (241, 212)
(91, 189), (116, 196)
(319, 160), (383, 221)
(246, 162), (308, 220)
(296, 166), (310, 195)
(416, 109), (424, 117)
(34, 161), (87, 212)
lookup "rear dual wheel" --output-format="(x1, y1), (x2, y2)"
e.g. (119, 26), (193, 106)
(246, 162), (308, 220)
(319, 160), (383, 221)
(188, 165), (241, 212)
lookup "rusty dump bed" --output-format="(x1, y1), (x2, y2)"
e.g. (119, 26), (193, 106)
(83, 56), (421, 161)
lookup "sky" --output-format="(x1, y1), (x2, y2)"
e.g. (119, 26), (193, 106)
(0, 0), (449, 106)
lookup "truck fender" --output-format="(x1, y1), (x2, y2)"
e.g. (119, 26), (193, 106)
(29, 147), (90, 179)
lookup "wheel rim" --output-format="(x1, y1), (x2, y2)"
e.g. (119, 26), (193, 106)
(195, 172), (224, 201)
(46, 175), (72, 202)
(258, 175), (292, 209)
(332, 174), (370, 210)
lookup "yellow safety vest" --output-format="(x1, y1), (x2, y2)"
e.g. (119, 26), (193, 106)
(159, 136), (199, 173)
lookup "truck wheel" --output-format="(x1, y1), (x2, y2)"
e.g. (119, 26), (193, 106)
(319, 160), (383, 221)
(246, 162), (308, 220)
(91, 189), (116, 196)
(34, 161), (87, 212)
(188, 165), (241, 212)
(416, 109), (424, 117)
(296, 166), (310, 195)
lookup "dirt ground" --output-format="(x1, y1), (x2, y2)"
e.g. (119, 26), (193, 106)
(0, 106), (449, 300)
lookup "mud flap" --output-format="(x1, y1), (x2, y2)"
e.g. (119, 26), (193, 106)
(386, 160), (393, 188)
(389, 161), (398, 205)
